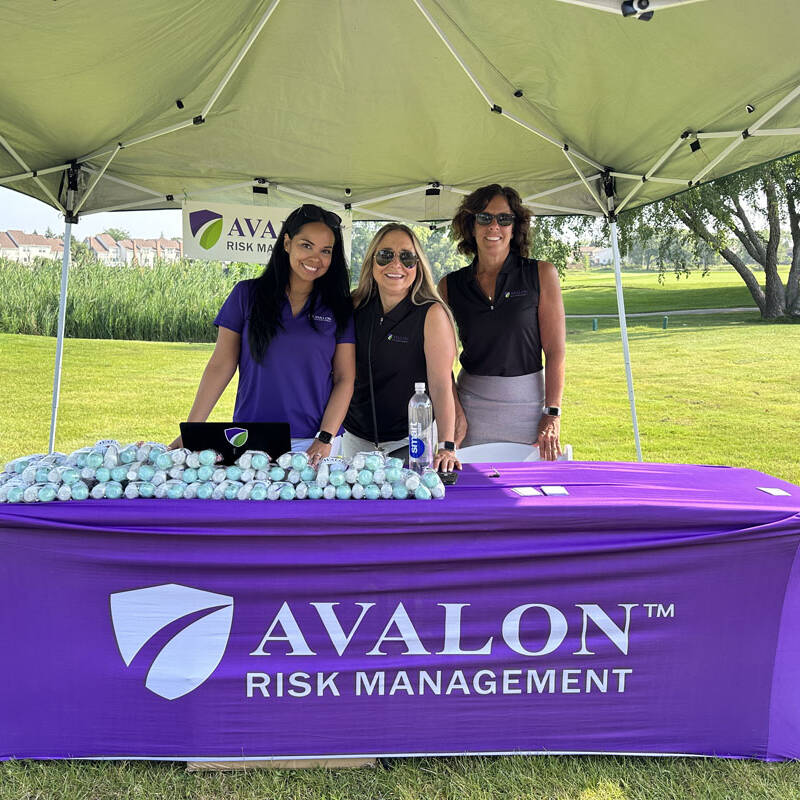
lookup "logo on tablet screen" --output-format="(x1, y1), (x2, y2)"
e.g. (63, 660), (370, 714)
(110, 584), (234, 700)
(224, 427), (248, 447)
(189, 209), (224, 250)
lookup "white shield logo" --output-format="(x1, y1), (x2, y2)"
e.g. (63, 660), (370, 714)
(110, 584), (234, 700)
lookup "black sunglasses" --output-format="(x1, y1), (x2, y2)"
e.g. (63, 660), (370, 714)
(295, 203), (342, 229)
(475, 212), (515, 227)
(374, 248), (419, 269)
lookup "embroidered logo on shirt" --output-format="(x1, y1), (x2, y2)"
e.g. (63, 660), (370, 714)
(387, 334), (409, 343)
(311, 314), (333, 323)
(504, 290), (528, 299)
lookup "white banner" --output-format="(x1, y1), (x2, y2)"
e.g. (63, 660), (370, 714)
(183, 201), (351, 264)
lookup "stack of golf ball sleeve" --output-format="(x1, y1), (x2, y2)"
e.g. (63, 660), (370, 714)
(1, 444), (446, 502)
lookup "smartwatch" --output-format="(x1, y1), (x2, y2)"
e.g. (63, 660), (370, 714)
(543, 406), (561, 417)
(438, 441), (455, 451)
(315, 430), (333, 445)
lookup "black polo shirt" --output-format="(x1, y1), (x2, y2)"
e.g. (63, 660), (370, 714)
(446, 252), (542, 377)
(344, 294), (432, 443)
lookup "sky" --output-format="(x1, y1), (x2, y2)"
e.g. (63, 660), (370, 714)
(0, 186), (182, 239)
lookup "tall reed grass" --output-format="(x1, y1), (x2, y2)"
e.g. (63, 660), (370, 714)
(0, 257), (261, 342)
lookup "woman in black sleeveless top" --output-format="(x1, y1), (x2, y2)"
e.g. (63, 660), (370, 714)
(344, 223), (461, 472)
(438, 185), (565, 460)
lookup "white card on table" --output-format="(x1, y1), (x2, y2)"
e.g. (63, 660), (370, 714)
(540, 485), (569, 495)
(511, 486), (541, 497)
(757, 487), (791, 496)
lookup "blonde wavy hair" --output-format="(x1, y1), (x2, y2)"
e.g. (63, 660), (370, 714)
(352, 224), (456, 332)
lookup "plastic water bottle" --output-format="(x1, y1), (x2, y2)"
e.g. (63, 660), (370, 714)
(408, 382), (434, 474)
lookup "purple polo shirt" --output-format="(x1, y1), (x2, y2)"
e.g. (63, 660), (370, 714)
(214, 280), (354, 438)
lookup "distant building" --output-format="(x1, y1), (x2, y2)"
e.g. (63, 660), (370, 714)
(0, 230), (63, 263)
(580, 245), (613, 266)
(85, 234), (183, 265)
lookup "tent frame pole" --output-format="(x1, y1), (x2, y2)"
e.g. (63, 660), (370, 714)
(49, 218), (72, 453)
(607, 200), (643, 462)
(0, 133), (65, 212)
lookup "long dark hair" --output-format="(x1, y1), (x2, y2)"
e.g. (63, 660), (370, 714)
(248, 205), (352, 363)
(451, 184), (532, 258)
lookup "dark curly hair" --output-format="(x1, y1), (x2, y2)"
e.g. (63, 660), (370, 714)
(451, 184), (532, 258)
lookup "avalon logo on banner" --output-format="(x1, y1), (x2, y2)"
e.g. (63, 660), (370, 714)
(183, 201), (293, 265)
(110, 584), (234, 700)
(225, 426), (248, 447)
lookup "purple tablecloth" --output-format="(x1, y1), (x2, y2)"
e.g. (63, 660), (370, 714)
(1, 461), (799, 761)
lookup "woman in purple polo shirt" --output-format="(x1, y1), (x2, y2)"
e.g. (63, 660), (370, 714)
(175, 204), (355, 465)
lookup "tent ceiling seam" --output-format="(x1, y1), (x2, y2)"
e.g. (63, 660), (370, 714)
(411, 0), (606, 173)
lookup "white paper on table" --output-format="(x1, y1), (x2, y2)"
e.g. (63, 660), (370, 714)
(511, 486), (541, 497)
(757, 486), (791, 496)
(540, 485), (569, 496)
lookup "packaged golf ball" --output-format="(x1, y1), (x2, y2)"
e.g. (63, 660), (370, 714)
(380, 483), (394, 499)
(65, 447), (92, 467)
(300, 466), (316, 482)
(277, 451), (306, 470)
(150, 470), (168, 487)
(145, 444), (167, 464)
(365, 453), (384, 471)
(251, 451), (270, 470)
(183, 467), (198, 484)
(357, 469), (373, 486)
(165, 465), (184, 480)
(89, 482), (108, 499)
(365, 484), (381, 500)
(154, 451), (174, 470)
(305, 481), (324, 499)
(351, 452), (368, 470)
(195, 482), (213, 500)
(329, 469), (346, 487)
(36, 466), (53, 484)
(165, 480), (188, 500)
(385, 457), (404, 470)
(322, 484), (337, 500)
(287, 469), (302, 485)
(184, 451), (201, 469)
(315, 462), (329, 486)
(197, 465), (214, 482)
(254, 469), (270, 482)
(183, 483), (199, 499)
(20, 464), (38, 485)
(37, 483), (59, 502)
(1, 483), (25, 503)
(110, 465), (128, 483)
(154, 482), (169, 499)
(430, 482), (445, 499)
(102, 444), (121, 468)
(248, 481), (269, 501)
(169, 448), (190, 466)
(335, 484), (352, 500)
(384, 466), (402, 483)
(344, 467), (359, 485)
(421, 469), (441, 489)
(211, 468), (227, 484)
(403, 470), (421, 491)
(267, 481), (291, 501)
(294, 481), (309, 499)
(85, 450), (105, 469)
(225, 465), (243, 482)
(94, 466), (111, 483)
(240, 467), (255, 484)
(105, 481), (123, 499)
(138, 481), (156, 498)
(269, 466), (286, 482)
(414, 485), (432, 500)
(279, 484), (296, 500)
(124, 482), (141, 499)
(391, 482), (409, 500)
(321, 456), (347, 472)
(118, 444), (139, 464)
(351, 483), (365, 499)
(198, 449), (218, 466)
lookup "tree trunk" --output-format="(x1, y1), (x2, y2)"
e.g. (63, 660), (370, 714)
(675, 210), (767, 314)
(785, 190), (800, 317)
(762, 177), (786, 319)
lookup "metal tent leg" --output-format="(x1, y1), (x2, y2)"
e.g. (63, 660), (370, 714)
(609, 219), (643, 462)
(49, 220), (72, 453)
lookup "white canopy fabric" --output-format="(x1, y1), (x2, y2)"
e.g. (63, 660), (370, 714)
(1, 1), (799, 457)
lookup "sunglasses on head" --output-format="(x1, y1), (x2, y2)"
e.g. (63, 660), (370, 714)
(374, 248), (419, 269)
(475, 212), (515, 227)
(295, 203), (342, 229)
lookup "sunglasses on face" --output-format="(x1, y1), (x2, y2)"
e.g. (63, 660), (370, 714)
(297, 203), (342, 229)
(475, 212), (515, 227)
(374, 248), (419, 269)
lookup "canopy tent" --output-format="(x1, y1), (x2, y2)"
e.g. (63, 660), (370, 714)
(2, 0), (799, 456)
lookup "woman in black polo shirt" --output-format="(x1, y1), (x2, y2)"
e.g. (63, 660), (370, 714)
(438, 184), (565, 460)
(343, 223), (460, 472)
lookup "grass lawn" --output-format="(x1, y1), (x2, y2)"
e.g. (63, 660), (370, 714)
(1, 275), (799, 799)
(560, 267), (778, 315)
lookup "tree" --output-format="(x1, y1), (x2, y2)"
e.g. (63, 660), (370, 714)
(103, 227), (130, 242)
(619, 155), (800, 319)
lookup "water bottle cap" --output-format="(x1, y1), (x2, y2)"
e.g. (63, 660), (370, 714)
(414, 382), (426, 393)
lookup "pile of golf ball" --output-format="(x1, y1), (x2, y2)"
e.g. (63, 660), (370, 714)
(0, 441), (446, 502)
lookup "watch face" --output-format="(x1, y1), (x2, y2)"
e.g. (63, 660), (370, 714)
(316, 431), (333, 444)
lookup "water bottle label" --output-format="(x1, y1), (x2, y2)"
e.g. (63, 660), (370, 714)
(409, 437), (425, 458)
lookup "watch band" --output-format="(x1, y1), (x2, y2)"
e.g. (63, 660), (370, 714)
(543, 406), (561, 417)
(439, 441), (455, 452)
(315, 430), (333, 445)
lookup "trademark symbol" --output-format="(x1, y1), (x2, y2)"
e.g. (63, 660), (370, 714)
(644, 603), (675, 619)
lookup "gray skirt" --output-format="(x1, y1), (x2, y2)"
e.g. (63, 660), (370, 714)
(457, 370), (545, 447)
